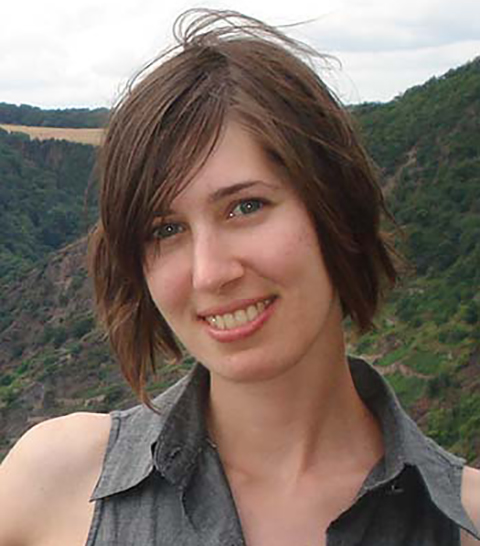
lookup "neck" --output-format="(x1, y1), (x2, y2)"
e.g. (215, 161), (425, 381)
(207, 332), (383, 486)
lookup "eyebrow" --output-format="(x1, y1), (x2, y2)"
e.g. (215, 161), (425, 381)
(156, 180), (278, 218)
(207, 180), (276, 204)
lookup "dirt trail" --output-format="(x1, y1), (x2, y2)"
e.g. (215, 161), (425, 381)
(376, 361), (430, 379)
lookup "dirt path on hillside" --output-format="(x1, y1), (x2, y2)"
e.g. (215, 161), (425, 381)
(376, 361), (430, 379)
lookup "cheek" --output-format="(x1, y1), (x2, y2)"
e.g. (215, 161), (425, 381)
(259, 216), (325, 279)
(144, 258), (190, 318)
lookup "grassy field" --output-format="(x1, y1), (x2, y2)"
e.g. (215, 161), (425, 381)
(0, 124), (103, 146)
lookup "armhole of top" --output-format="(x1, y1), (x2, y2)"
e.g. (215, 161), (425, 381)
(84, 412), (121, 546)
(460, 466), (480, 541)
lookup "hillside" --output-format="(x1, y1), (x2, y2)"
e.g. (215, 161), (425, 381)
(0, 128), (97, 283)
(0, 58), (479, 463)
(0, 124), (104, 146)
(0, 102), (109, 128)
(0, 239), (191, 457)
(352, 57), (480, 460)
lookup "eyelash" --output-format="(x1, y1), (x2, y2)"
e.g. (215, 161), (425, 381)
(228, 197), (267, 218)
(151, 222), (184, 240)
(151, 197), (269, 241)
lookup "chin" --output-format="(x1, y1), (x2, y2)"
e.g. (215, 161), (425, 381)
(201, 347), (301, 385)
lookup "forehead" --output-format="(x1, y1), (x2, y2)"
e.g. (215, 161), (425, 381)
(166, 120), (285, 210)
(198, 121), (273, 179)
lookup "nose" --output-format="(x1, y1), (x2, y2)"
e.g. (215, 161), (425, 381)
(191, 230), (244, 294)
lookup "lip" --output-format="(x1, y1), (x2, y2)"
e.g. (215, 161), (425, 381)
(197, 296), (274, 319)
(201, 297), (277, 343)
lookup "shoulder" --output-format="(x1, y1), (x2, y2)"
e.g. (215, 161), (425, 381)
(1, 412), (111, 480)
(0, 412), (111, 546)
(461, 466), (480, 544)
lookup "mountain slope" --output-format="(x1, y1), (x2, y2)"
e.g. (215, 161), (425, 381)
(351, 58), (480, 461)
(0, 239), (190, 457)
(0, 128), (97, 283)
(0, 124), (103, 146)
(0, 102), (109, 128)
(0, 58), (479, 462)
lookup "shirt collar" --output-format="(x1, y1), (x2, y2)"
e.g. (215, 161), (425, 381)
(90, 356), (480, 539)
(90, 369), (205, 501)
(350, 356), (479, 539)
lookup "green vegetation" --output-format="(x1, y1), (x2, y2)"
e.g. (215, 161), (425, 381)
(351, 58), (480, 460)
(0, 60), (479, 462)
(0, 128), (97, 282)
(0, 102), (108, 128)
(427, 394), (480, 461)
(387, 373), (427, 408)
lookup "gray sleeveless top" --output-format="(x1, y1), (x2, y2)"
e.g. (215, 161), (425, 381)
(85, 357), (480, 545)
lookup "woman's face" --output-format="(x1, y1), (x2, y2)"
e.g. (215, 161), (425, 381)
(144, 120), (343, 384)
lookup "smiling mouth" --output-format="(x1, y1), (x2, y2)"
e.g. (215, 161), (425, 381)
(204, 298), (275, 331)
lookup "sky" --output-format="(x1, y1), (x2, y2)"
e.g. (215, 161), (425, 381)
(1, 0), (479, 109)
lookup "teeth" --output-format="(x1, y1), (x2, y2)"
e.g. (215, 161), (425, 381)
(246, 305), (258, 321)
(234, 309), (248, 325)
(214, 315), (225, 330)
(224, 314), (235, 329)
(206, 299), (272, 331)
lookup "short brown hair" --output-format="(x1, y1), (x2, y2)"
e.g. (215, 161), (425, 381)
(89, 9), (398, 403)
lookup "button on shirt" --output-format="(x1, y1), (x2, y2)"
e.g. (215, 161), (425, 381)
(86, 357), (480, 545)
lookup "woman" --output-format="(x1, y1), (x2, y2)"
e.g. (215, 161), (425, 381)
(0, 9), (479, 546)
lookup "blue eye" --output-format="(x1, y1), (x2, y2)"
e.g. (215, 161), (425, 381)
(229, 199), (265, 218)
(152, 223), (184, 240)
